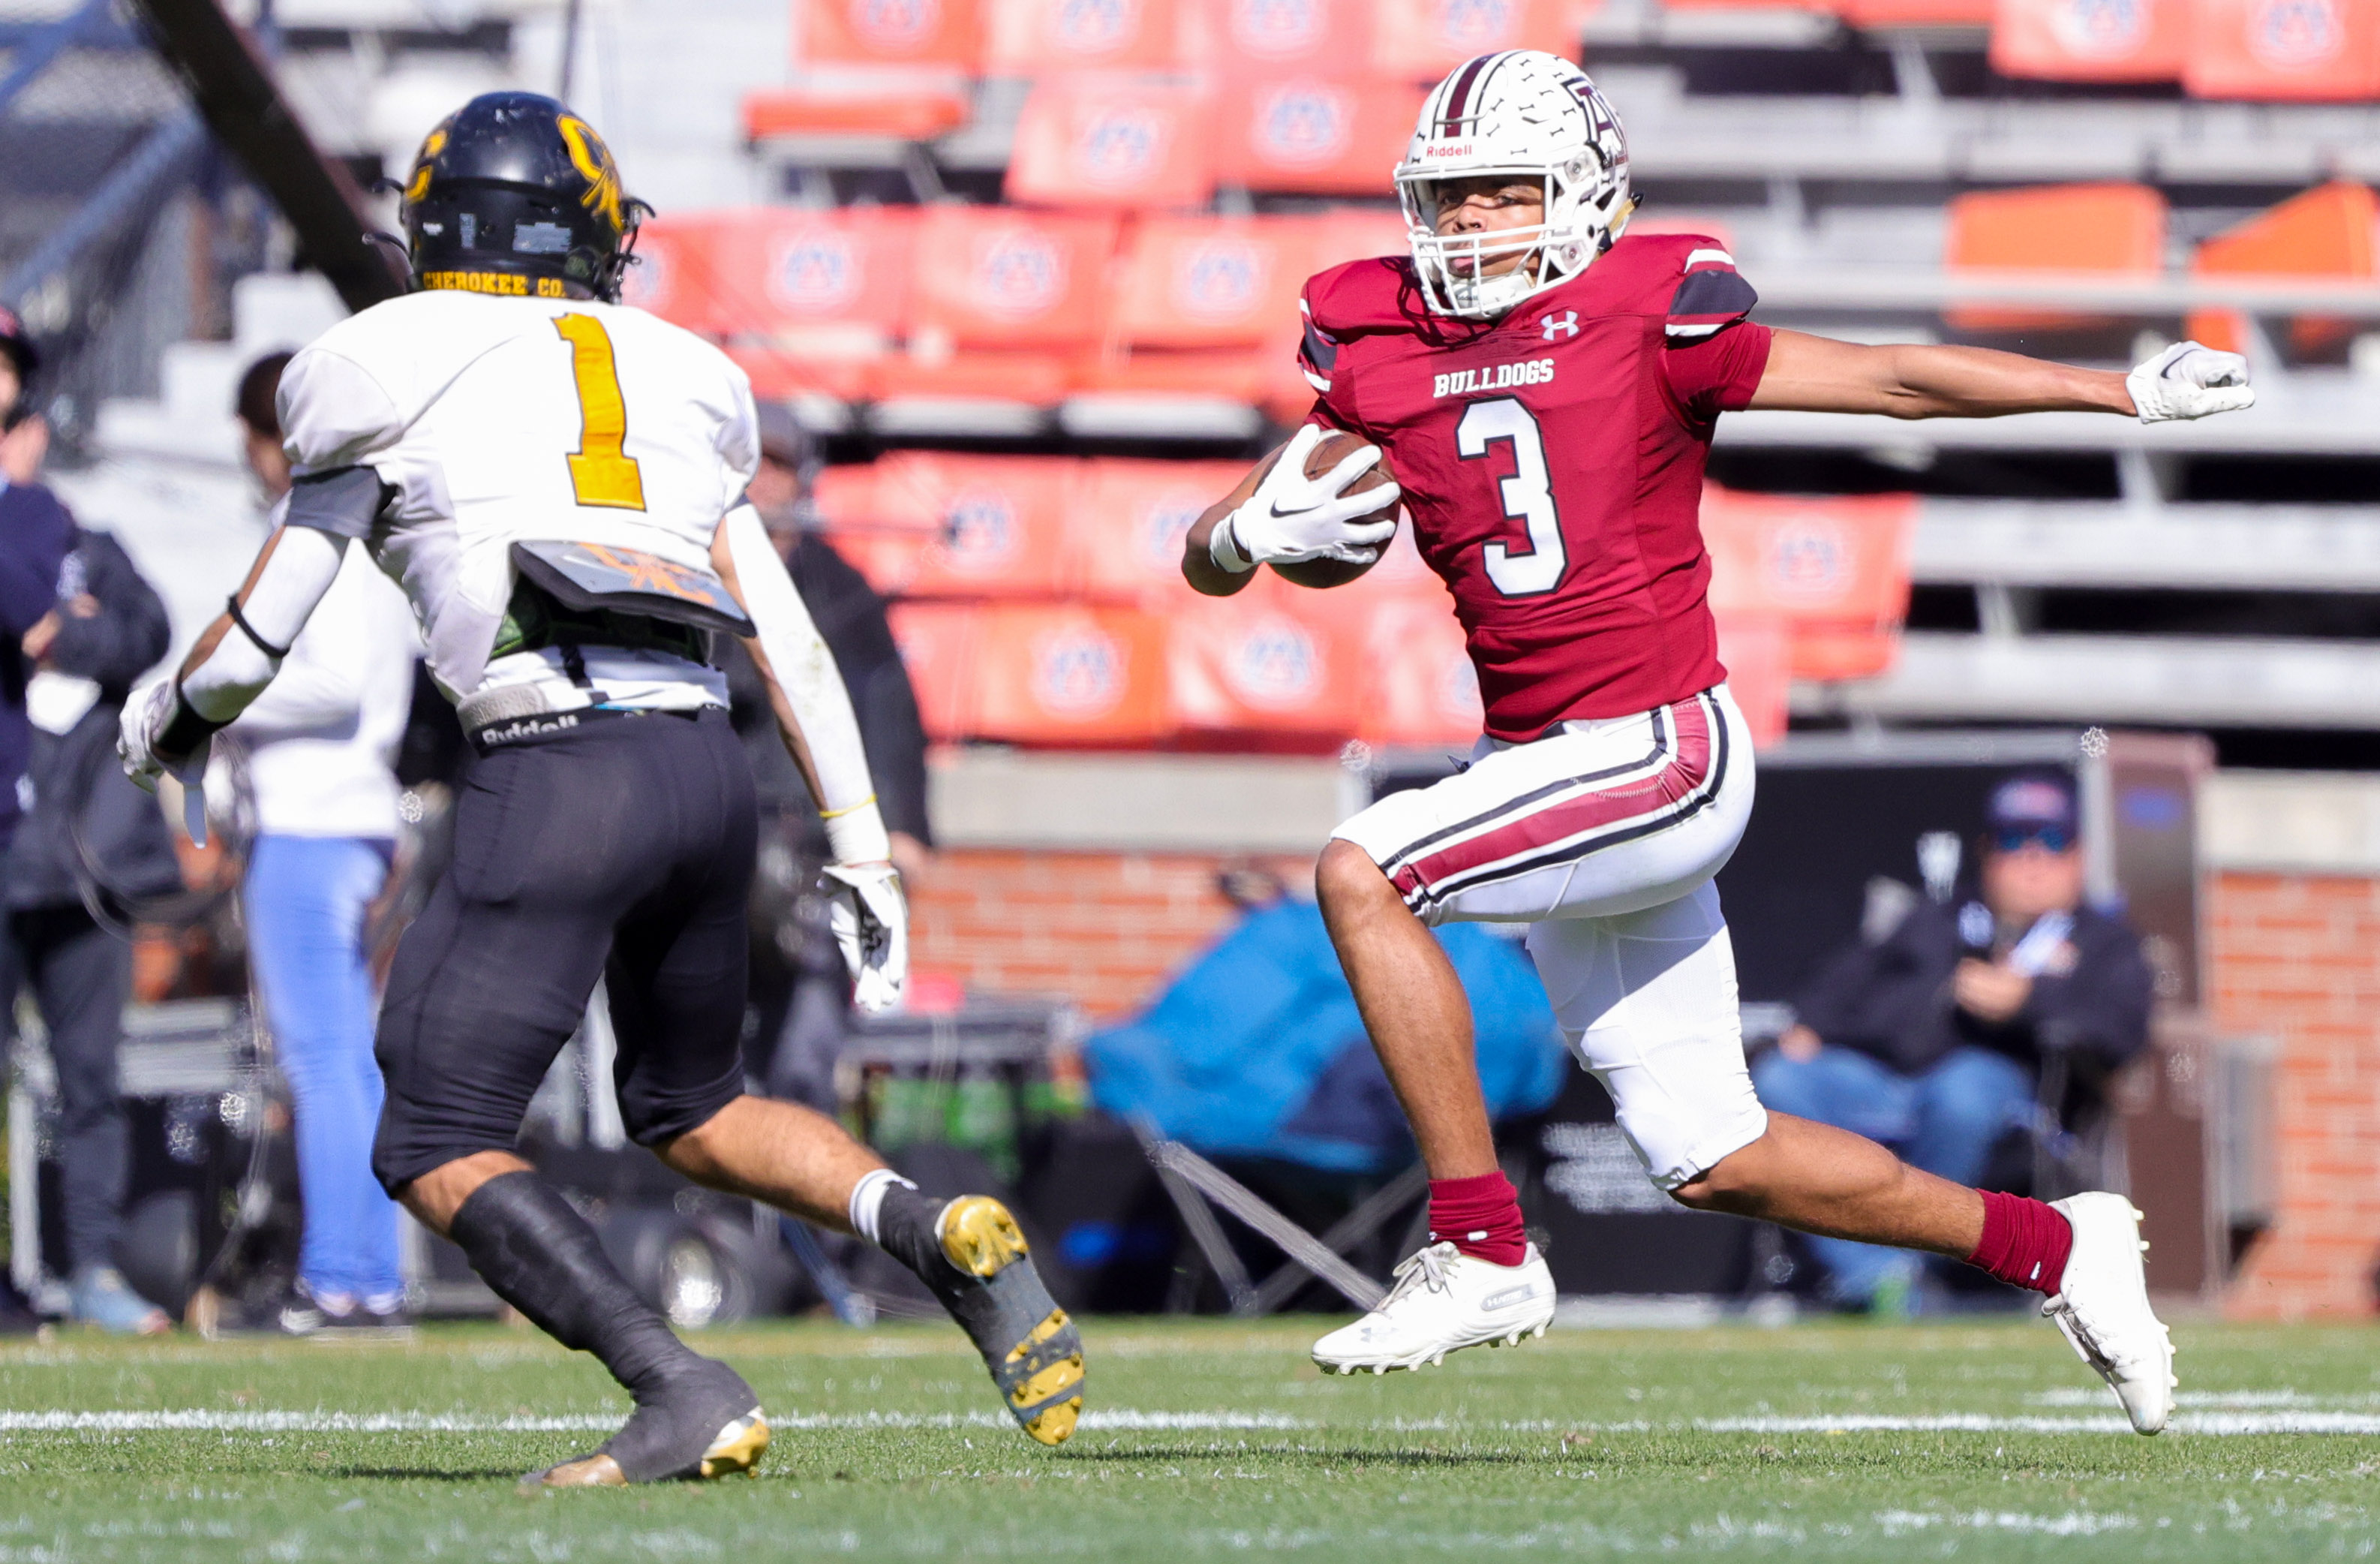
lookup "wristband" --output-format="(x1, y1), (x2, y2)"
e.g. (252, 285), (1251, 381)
(1208, 512), (1254, 574)
(825, 799), (892, 868)
(156, 685), (226, 765)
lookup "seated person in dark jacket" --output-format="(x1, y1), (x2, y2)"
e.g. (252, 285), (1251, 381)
(0, 311), (179, 1331)
(724, 405), (933, 1108)
(1753, 771), (2152, 1310)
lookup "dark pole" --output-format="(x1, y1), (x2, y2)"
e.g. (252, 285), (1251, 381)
(558, 0), (583, 104)
(125, 0), (407, 312)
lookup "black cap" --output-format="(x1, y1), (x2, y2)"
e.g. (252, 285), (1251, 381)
(1985, 771), (2077, 844)
(0, 304), (38, 383)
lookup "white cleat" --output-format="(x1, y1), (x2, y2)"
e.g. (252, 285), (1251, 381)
(2045, 1192), (2176, 1435)
(1312, 1241), (1556, 1376)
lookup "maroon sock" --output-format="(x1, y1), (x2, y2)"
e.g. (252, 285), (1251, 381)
(1427, 1172), (1528, 1268)
(1966, 1190), (2075, 1295)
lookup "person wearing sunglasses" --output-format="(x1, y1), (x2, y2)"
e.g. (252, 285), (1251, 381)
(1756, 771), (2153, 1314)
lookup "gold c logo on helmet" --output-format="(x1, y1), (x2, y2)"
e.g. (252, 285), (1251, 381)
(403, 123), (450, 206)
(557, 116), (624, 233)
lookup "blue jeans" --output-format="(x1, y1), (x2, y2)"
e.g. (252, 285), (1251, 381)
(1750, 1044), (2033, 1304)
(244, 836), (402, 1301)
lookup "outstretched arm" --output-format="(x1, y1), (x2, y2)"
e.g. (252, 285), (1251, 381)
(1748, 329), (2251, 422)
(714, 503), (906, 1012)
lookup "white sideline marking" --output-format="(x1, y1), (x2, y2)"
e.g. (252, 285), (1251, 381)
(0, 1409), (1307, 1435)
(1697, 1412), (2380, 1436)
(1, 1407), (2373, 1437)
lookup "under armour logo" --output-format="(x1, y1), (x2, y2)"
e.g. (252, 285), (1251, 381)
(1541, 311), (1579, 340)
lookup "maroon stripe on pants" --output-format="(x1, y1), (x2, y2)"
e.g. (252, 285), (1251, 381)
(1387, 698), (1715, 907)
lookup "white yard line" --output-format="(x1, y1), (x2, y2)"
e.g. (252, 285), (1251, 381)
(0, 1406), (2373, 1436)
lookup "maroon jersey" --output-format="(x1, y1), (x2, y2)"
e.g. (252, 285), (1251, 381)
(1298, 233), (1771, 741)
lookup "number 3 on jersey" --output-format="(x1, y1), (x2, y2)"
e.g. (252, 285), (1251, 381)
(554, 314), (646, 510)
(1459, 397), (1564, 597)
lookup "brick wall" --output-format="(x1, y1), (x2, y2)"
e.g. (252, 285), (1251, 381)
(910, 848), (1315, 1020)
(2211, 871), (2380, 1319)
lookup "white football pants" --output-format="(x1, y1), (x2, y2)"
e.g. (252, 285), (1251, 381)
(1333, 684), (1768, 1190)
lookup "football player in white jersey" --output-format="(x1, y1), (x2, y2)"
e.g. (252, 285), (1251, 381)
(120, 94), (1083, 1484)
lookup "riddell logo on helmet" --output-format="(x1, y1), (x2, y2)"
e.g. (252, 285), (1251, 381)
(1422, 141), (1477, 159)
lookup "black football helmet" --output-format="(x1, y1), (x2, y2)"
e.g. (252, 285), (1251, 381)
(399, 92), (646, 302)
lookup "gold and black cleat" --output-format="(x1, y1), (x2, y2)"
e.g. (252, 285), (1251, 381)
(526, 1408), (769, 1489)
(887, 1192), (1086, 1445)
(523, 1358), (770, 1489)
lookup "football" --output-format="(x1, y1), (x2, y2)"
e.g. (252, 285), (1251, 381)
(1270, 430), (1399, 590)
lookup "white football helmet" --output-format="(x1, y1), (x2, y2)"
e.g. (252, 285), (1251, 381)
(1395, 50), (1632, 320)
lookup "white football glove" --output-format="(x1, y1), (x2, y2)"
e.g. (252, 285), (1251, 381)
(821, 862), (908, 1015)
(1210, 423), (1400, 573)
(2127, 341), (2253, 423)
(118, 677), (212, 846)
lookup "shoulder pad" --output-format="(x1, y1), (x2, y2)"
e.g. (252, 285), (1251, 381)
(1300, 257), (1429, 341)
(1615, 233), (1760, 342)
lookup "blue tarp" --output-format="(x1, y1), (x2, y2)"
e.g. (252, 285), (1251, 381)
(1083, 900), (1570, 1173)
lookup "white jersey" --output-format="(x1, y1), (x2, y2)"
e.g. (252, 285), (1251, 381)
(276, 289), (760, 711)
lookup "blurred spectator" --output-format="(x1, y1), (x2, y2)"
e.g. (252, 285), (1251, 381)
(726, 405), (931, 1106)
(1753, 771), (2152, 1311)
(221, 352), (420, 1334)
(1, 307), (177, 1332)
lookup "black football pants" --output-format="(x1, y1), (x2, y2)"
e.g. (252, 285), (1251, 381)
(371, 706), (756, 1193)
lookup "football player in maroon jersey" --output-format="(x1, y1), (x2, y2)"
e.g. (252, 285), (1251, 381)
(1182, 49), (2250, 1433)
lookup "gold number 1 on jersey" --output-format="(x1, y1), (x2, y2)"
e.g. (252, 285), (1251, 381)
(554, 314), (646, 510)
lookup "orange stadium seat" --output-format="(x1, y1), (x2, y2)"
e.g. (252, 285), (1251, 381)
(703, 206), (917, 356)
(1107, 216), (1318, 350)
(1071, 458), (1250, 605)
(1005, 77), (1215, 210)
(1210, 0), (1377, 74)
(2187, 181), (2378, 355)
(1944, 182), (2168, 332)
(1216, 77), (1428, 196)
(984, 0), (1192, 71)
(873, 453), (1082, 599)
(796, 0), (986, 67)
(972, 604), (1173, 744)
(1356, 594), (1485, 750)
(741, 83), (972, 142)
(1701, 486), (1918, 683)
(885, 602), (982, 741)
(1990, 0), (2190, 81)
(2185, 0), (2380, 98)
(884, 207), (1122, 403)
(1372, 0), (1572, 79)
(618, 212), (726, 336)
(1311, 206), (1412, 271)
(1712, 613), (1792, 749)
(809, 460), (937, 595)
(1167, 579), (1366, 741)
(906, 206), (1121, 350)
(1837, 0), (1994, 25)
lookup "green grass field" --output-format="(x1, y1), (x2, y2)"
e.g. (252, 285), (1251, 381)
(0, 1317), (2375, 1560)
